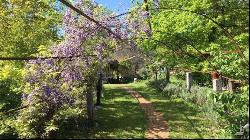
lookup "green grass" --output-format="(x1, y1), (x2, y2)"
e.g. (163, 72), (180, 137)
(55, 79), (231, 139)
(89, 84), (147, 139)
(129, 80), (231, 139)
(1, 78), (234, 139)
(58, 84), (147, 139)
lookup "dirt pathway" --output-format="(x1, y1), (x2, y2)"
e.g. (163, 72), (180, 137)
(121, 86), (170, 139)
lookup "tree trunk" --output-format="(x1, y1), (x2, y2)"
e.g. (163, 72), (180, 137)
(165, 67), (170, 83)
(96, 73), (102, 106)
(86, 87), (95, 127)
(116, 73), (119, 83)
(155, 71), (158, 81)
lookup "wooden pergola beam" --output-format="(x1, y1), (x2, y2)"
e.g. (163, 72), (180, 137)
(58, 0), (122, 40)
(0, 54), (96, 61)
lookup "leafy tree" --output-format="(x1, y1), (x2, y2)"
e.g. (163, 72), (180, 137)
(0, 0), (63, 57)
(137, 0), (249, 81)
(0, 0), (63, 138)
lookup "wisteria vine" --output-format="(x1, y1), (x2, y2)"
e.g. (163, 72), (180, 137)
(17, 0), (151, 138)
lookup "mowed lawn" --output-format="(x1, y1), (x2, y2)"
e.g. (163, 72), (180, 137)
(129, 81), (231, 139)
(91, 84), (147, 139)
(61, 81), (230, 139)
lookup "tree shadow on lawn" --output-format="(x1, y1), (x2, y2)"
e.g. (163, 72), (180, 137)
(56, 87), (146, 139)
(89, 87), (147, 139)
(131, 85), (221, 139)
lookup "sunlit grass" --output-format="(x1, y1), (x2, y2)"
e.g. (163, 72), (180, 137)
(91, 84), (147, 139)
(57, 84), (147, 139)
(59, 80), (231, 139)
(129, 80), (232, 139)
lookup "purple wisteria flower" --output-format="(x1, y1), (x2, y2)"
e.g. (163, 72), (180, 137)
(27, 94), (33, 104)
(22, 93), (27, 100)
(21, 0), (152, 119)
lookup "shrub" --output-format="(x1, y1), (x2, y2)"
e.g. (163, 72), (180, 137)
(0, 79), (22, 138)
(148, 78), (169, 91)
(0, 79), (22, 112)
(192, 72), (212, 87)
(150, 78), (249, 138)
(137, 68), (148, 80)
(162, 83), (184, 98)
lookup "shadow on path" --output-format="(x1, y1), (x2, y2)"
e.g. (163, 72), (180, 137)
(121, 86), (170, 139)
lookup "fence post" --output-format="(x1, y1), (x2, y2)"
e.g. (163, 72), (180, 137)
(211, 71), (222, 92)
(186, 72), (192, 91)
(228, 80), (234, 92)
(213, 79), (222, 92)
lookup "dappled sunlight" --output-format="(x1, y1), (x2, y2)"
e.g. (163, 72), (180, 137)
(121, 85), (170, 139)
(93, 85), (147, 139)
(129, 81), (231, 139)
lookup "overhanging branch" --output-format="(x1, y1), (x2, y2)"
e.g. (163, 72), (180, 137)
(58, 0), (122, 40)
(0, 54), (97, 61)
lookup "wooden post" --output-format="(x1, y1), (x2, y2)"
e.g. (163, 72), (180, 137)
(213, 79), (222, 92)
(96, 73), (102, 106)
(96, 52), (103, 106)
(211, 71), (222, 92)
(165, 67), (170, 83)
(186, 72), (192, 91)
(155, 71), (158, 81)
(86, 86), (95, 127)
(228, 80), (234, 92)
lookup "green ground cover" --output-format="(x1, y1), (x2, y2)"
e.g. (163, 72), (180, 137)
(129, 80), (232, 139)
(92, 84), (147, 139)
(56, 84), (147, 139)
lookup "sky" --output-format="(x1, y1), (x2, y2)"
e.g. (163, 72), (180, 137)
(94, 0), (133, 15)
